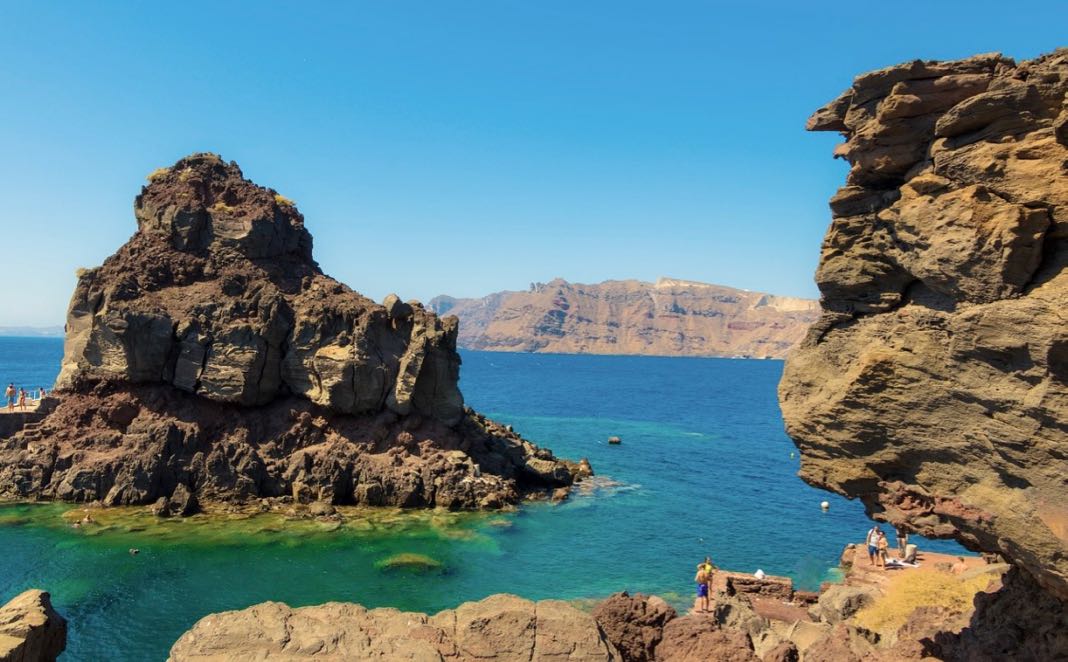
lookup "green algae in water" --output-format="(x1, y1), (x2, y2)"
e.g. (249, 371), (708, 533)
(375, 553), (445, 573)
(0, 502), (493, 549)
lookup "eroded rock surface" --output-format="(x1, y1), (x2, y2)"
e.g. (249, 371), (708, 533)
(653, 617), (758, 662)
(0, 590), (67, 662)
(780, 49), (1068, 597)
(168, 594), (619, 661)
(779, 47), (1068, 655)
(0, 154), (578, 509)
(59, 154), (462, 423)
(591, 592), (676, 662)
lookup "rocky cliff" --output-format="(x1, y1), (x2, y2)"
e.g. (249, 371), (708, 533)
(0, 154), (580, 510)
(779, 48), (1068, 655)
(0, 590), (66, 662)
(169, 592), (765, 662)
(431, 278), (819, 359)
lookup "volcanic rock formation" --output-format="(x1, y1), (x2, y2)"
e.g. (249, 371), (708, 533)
(0, 154), (580, 509)
(169, 592), (770, 661)
(779, 48), (1068, 656)
(169, 594), (621, 661)
(431, 278), (819, 359)
(0, 590), (67, 662)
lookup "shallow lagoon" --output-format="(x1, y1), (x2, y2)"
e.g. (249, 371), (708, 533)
(0, 340), (966, 660)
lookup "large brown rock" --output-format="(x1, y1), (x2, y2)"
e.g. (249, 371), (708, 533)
(0, 590), (67, 662)
(779, 48), (1068, 609)
(809, 584), (878, 625)
(591, 591), (676, 662)
(0, 154), (578, 510)
(653, 616), (758, 662)
(932, 567), (1068, 662)
(800, 623), (877, 662)
(168, 594), (619, 661)
(57, 154), (462, 423)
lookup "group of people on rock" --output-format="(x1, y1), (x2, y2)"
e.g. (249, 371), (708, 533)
(4, 383), (47, 411)
(866, 524), (910, 568)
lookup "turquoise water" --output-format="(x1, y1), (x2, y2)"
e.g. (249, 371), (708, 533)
(0, 338), (966, 660)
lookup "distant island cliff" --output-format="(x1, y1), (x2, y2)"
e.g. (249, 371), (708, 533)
(430, 278), (819, 359)
(0, 326), (63, 337)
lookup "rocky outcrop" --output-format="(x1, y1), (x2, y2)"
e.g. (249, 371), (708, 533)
(653, 617), (758, 662)
(0, 590), (67, 662)
(59, 154), (461, 423)
(779, 48), (1068, 655)
(430, 278), (819, 359)
(591, 592), (676, 662)
(933, 567), (1068, 661)
(0, 154), (579, 509)
(170, 592), (780, 662)
(168, 563), (1023, 662)
(169, 594), (619, 661)
(808, 585), (878, 625)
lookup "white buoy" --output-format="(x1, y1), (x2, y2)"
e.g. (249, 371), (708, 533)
(820, 501), (830, 511)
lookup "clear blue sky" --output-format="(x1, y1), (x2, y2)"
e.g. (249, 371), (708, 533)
(1, 2), (1064, 326)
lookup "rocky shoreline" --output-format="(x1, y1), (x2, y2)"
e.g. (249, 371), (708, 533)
(0, 154), (584, 512)
(159, 543), (1050, 661)
(2, 387), (583, 511)
(0, 512), (1027, 660)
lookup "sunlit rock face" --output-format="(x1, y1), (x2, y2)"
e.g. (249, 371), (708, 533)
(57, 153), (463, 424)
(779, 50), (1068, 601)
(1, 154), (579, 510)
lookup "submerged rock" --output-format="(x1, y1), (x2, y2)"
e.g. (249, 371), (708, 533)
(780, 48), (1068, 658)
(0, 590), (67, 662)
(0, 154), (579, 510)
(374, 553), (443, 572)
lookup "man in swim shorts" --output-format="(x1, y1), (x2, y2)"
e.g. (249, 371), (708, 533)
(866, 525), (881, 566)
(5, 384), (15, 411)
(694, 565), (710, 613)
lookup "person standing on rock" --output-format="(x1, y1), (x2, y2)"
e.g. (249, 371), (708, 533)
(694, 563), (711, 613)
(866, 525), (881, 566)
(4, 383), (14, 411)
(699, 557), (715, 592)
(895, 527), (908, 559)
(17, 388), (27, 411)
(876, 530), (890, 569)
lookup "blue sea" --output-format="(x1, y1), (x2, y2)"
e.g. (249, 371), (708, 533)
(0, 337), (966, 660)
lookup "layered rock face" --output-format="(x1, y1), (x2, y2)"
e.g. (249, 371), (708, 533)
(0, 154), (578, 509)
(780, 47), (1068, 619)
(169, 592), (767, 662)
(431, 278), (819, 359)
(0, 590), (67, 662)
(59, 154), (461, 423)
(169, 594), (621, 661)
